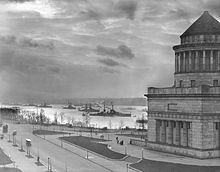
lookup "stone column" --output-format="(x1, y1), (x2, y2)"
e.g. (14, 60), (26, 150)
(181, 122), (188, 147)
(210, 50), (213, 71)
(189, 51), (192, 72)
(183, 52), (186, 72)
(188, 122), (192, 147)
(175, 54), (177, 73)
(203, 50), (206, 71)
(185, 54), (189, 72)
(166, 121), (173, 145)
(178, 54), (181, 72)
(173, 121), (180, 145)
(155, 120), (160, 142)
(218, 51), (220, 71)
(160, 120), (166, 143)
(195, 51), (199, 71)
(213, 51), (217, 71)
(218, 122), (220, 148)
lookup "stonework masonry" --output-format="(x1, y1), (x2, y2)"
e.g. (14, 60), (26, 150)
(145, 11), (220, 159)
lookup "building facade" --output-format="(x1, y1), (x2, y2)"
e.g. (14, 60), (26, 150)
(146, 11), (220, 159)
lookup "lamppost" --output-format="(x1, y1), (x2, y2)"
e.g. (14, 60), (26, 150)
(37, 147), (40, 163)
(141, 148), (144, 159)
(125, 145), (127, 155)
(20, 136), (24, 151)
(48, 158), (50, 171)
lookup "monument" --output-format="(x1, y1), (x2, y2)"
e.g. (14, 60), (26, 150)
(146, 11), (220, 158)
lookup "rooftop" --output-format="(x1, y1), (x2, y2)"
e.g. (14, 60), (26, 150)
(181, 11), (220, 37)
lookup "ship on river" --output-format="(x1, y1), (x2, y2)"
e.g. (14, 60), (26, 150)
(37, 102), (52, 108)
(90, 103), (131, 117)
(78, 104), (100, 112)
(63, 102), (76, 109)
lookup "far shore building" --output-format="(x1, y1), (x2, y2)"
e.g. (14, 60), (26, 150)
(145, 11), (220, 159)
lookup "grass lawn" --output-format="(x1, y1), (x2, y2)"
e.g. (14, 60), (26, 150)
(0, 168), (22, 172)
(33, 130), (69, 135)
(0, 149), (12, 165)
(130, 158), (220, 172)
(60, 136), (126, 160)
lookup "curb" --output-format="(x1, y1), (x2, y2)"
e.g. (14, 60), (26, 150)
(34, 133), (115, 172)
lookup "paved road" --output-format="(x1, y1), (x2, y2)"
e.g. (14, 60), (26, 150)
(5, 123), (115, 172)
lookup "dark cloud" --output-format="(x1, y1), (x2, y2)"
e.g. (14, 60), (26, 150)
(7, 0), (34, 2)
(0, 35), (54, 49)
(80, 10), (102, 21)
(96, 44), (135, 59)
(168, 8), (191, 19)
(48, 66), (61, 74)
(98, 58), (121, 67)
(0, 47), (59, 75)
(205, 0), (220, 17)
(116, 0), (138, 20)
(99, 67), (119, 74)
(78, 0), (138, 21)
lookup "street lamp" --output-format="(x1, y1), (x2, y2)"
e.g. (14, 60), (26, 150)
(125, 145), (127, 155)
(141, 148), (144, 159)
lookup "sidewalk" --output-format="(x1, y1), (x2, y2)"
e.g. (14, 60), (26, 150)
(35, 128), (220, 167)
(38, 133), (128, 172)
(105, 133), (220, 166)
(0, 136), (48, 172)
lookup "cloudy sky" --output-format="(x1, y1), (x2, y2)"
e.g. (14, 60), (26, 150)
(0, 0), (220, 103)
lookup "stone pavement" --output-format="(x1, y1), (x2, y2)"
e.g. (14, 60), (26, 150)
(0, 135), (48, 172)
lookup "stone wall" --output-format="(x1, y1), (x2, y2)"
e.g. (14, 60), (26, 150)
(148, 96), (220, 115)
(147, 114), (220, 158)
(147, 118), (156, 142)
(146, 142), (220, 159)
(130, 139), (146, 147)
(148, 97), (203, 113)
(175, 72), (220, 87)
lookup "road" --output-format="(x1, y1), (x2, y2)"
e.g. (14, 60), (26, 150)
(2, 122), (135, 172)
(4, 123), (116, 172)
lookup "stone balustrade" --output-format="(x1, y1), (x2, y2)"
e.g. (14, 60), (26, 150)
(147, 85), (220, 96)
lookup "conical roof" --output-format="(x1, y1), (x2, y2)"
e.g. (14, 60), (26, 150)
(181, 11), (220, 37)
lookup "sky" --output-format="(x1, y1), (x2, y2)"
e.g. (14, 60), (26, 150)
(1, 0), (220, 103)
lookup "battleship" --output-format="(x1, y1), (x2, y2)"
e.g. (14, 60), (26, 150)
(78, 104), (100, 112)
(37, 102), (52, 108)
(90, 103), (131, 117)
(23, 103), (37, 107)
(63, 102), (76, 109)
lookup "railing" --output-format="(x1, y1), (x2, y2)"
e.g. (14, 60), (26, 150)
(130, 139), (146, 147)
(148, 85), (220, 95)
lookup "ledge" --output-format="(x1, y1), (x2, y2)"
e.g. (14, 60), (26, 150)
(173, 43), (220, 51)
(146, 85), (220, 97)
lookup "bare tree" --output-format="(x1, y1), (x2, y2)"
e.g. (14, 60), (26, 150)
(67, 116), (71, 124)
(59, 112), (65, 124)
(54, 112), (58, 124)
(83, 113), (90, 127)
(108, 119), (112, 129)
(119, 119), (125, 129)
(71, 117), (75, 125)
